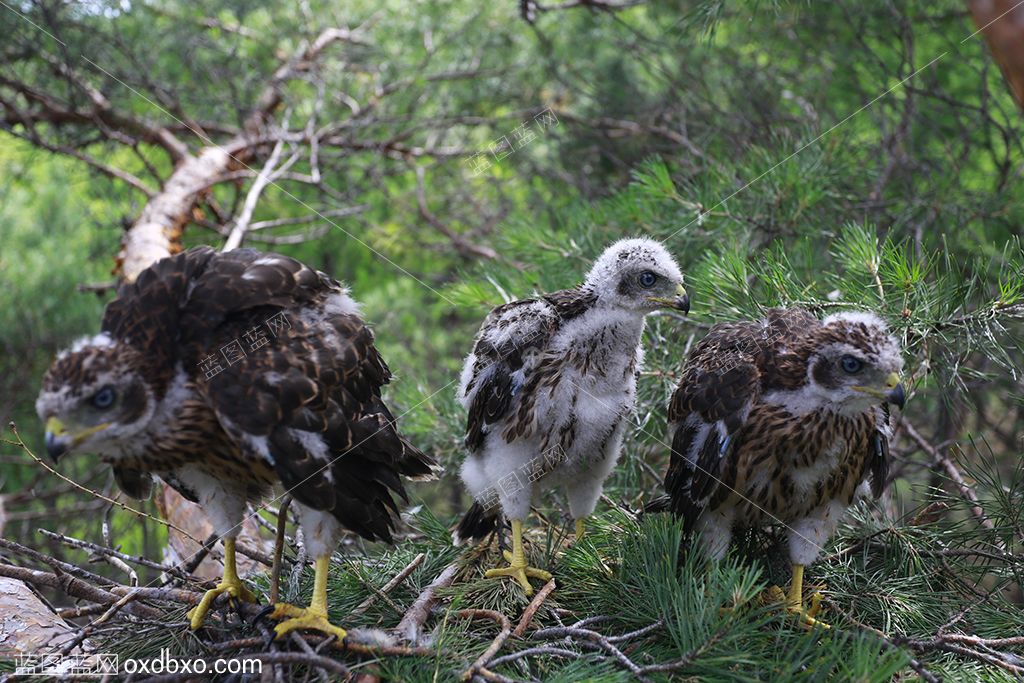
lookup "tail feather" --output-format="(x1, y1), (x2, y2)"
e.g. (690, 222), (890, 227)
(398, 438), (442, 481)
(452, 501), (500, 546)
(642, 495), (672, 515)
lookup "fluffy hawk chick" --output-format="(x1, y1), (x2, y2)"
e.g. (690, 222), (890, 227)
(454, 238), (689, 594)
(36, 247), (437, 640)
(660, 308), (905, 626)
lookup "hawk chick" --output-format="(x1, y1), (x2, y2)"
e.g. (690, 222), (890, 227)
(455, 238), (689, 594)
(659, 308), (905, 625)
(36, 247), (437, 639)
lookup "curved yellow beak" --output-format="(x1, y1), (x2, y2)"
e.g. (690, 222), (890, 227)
(44, 417), (70, 462)
(852, 373), (906, 409)
(43, 416), (111, 462)
(647, 283), (690, 313)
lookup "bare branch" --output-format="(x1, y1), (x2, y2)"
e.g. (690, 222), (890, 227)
(222, 139), (286, 251)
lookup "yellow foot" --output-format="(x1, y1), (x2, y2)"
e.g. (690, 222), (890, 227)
(268, 603), (348, 641)
(189, 579), (258, 630)
(766, 585), (830, 629)
(484, 550), (552, 595)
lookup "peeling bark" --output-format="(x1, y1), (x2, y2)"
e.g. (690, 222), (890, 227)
(117, 147), (233, 281)
(0, 577), (86, 655)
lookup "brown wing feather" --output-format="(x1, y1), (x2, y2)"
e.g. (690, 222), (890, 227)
(663, 309), (818, 532)
(122, 247), (436, 543)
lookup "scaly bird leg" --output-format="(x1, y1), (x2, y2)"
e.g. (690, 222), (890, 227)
(575, 518), (586, 541)
(484, 519), (552, 596)
(189, 537), (258, 630)
(769, 564), (829, 629)
(269, 555), (347, 641)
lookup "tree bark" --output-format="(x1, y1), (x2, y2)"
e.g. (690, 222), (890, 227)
(968, 0), (1024, 110)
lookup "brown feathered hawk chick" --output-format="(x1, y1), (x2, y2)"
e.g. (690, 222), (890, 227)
(659, 308), (905, 627)
(36, 246), (437, 640)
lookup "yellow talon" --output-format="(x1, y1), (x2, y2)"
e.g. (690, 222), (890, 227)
(188, 538), (257, 630)
(574, 518), (586, 540)
(770, 565), (830, 629)
(483, 520), (552, 596)
(270, 604), (348, 641)
(269, 555), (347, 641)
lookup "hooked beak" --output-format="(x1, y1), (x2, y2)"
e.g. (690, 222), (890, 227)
(647, 284), (690, 314)
(44, 417), (71, 462)
(852, 373), (906, 410)
(885, 379), (906, 410)
(43, 416), (110, 462)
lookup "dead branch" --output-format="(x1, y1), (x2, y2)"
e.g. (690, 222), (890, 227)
(0, 124), (155, 195)
(412, 164), (499, 261)
(512, 578), (556, 637)
(0, 562), (161, 620)
(531, 624), (650, 682)
(902, 421), (996, 535)
(222, 138), (287, 251)
(116, 26), (365, 281)
(396, 560), (460, 644)
(269, 496), (292, 605)
(458, 609), (512, 680)
(352, 552), (425, 617)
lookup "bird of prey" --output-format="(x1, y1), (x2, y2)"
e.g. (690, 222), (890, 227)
(454, 238), (689, 594)
(658, 308), (905, 626)
(36, 246), (437, 639)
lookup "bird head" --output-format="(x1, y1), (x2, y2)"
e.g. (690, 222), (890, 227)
(584, 238), (689, 315)
(805, 311), (905, 414)
(35, 333), (155, 462)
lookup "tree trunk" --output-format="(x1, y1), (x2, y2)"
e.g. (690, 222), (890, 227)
(969, 0), (1024, 110)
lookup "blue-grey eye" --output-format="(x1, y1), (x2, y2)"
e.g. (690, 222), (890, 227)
(840, 355), (863, 374)
(92, 387), (116, 409)
(638, 271), (657, 288)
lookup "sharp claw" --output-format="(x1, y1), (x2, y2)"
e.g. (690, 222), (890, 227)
(252, 603), (278, 625)
(188, 580), (258, 630)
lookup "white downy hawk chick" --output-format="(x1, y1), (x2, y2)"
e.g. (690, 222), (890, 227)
(36, 247), (438, 640)
(656, 308), (905, 626)
(454, 238), (689, 594)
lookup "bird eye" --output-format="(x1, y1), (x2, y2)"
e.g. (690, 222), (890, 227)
(638, 271), (657, 288)
(91, 387), (116, 409)
(840, 355), (863, 374)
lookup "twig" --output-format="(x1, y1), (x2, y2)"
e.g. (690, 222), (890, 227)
(0, 562), (160, 619)
(39, 529), (195, 583)
(7, 424), (204, 545)
(488, 646), (582, 667)
(0, 536), (116, 587)
(351, 552), (425, 616)
(512, 578), (556, 637)
(207, 633), (434, 657)
(103, 503), (139, 587)
(473, 667), (526, 683)
(636, 623), (726, 675)
(396, 560), (460, 644)
(903, 421), (996, 535)
(827, 599), (942, 683)
(180, 532), (219, 576)
(459, 609), (512, 681)
(222, 138), (286, 251)
(531, 625), (650, 682)
(270, 496), (292, 605)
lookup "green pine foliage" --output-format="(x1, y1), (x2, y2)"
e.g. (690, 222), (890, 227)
(1, 0), (1023, 680)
